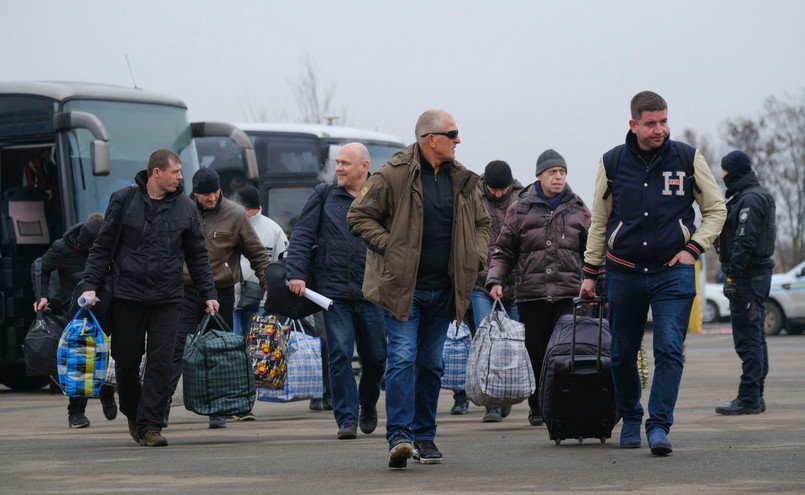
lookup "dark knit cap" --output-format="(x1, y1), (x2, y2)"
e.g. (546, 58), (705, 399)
(234, 184), (261, 210)
(77, 219), (103, 252)
(484, 160), (514, 189)
(535, 149), (567, 177)
(721, 150), (752, 175)
(192, 167), (220, 194)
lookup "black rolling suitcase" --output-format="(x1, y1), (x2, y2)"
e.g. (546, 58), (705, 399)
(539, 297), (619, 445)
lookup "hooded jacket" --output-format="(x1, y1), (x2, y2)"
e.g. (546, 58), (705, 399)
(347, 143), (491, 321)
(486, 182), (590, 303)
(475, 175), (524, 300)
(83, 170), (215, 305)
(34, 222), (86, 314)
(718, 170), (776, 277)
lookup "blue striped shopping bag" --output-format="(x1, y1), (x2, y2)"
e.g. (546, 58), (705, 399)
(441, 320), (471, 391)
(57, 308), (109, 397)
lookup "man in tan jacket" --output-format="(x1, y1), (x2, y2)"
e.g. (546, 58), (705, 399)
(166, 167), (270, 429)
(348, 110), (490, 469)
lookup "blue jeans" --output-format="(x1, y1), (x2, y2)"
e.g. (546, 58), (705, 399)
(471, 290), (519, 329)
(384, 288), (451, 443)
(729, 269), (772, 403)
(233, 307), (264, 337)
(323, 299), (387, 428)
(605, 264), (696, 434)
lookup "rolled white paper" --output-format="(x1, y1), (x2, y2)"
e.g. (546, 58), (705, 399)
(285, 281), (333, 311)
(77, 295), (99, 308)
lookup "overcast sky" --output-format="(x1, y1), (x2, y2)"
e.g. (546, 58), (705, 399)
(2, 0), (804, 205)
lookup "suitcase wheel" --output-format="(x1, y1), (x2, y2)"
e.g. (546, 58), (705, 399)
(600, 437), (606, 444)
(555, 439), (561, 446)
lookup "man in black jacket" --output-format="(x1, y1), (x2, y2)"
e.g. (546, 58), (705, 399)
(715, 151), (776, 416)
(33, 218), (117, 428)
(288, 143), (386, 440)
(80, 149), (218, 447)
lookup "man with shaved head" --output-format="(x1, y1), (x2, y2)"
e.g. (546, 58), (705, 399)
(348, 111), (490, 468)
(287, 142), (387, 441)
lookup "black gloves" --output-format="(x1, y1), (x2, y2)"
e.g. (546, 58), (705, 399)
(722, 277), (744, 300)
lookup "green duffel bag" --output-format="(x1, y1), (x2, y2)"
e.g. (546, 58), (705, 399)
(183, 311), (255, 416)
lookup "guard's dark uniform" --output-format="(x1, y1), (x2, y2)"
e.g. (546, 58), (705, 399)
(718, 169), (775, 408)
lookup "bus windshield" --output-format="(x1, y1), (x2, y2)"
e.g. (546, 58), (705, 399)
(63, 100), (200, 220)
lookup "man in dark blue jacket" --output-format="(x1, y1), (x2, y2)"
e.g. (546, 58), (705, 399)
(81, 149), (218, 447)
(288, 142), (386, 440)
(580, 91), (726, 456)
(715, 151), (775, 416)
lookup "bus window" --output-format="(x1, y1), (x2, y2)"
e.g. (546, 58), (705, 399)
(254, 135), (320, 176)
(265, 186), (316, 236)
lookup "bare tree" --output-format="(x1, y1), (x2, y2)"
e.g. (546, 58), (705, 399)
(721, 90), (805, 270)
(293, 54), (337, 124)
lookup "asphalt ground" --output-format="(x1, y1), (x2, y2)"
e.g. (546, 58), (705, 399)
(1, 323), (804, 495)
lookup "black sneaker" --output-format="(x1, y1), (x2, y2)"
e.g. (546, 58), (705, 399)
(99, 387), (117, 421)
(235, 411), (256, 421)
(760, 397), (766, 413)
(528, 411), (544, 426)
(450, 392), (469, 415)
(208, 415), (227, 429)
(715, 398), (762, 415)
(413, 440), (442, 464)
(482, 408), (502, 422)
(68, 413), (90, 429)
(309, 398), (326, 411)
(388, 435), (413, 469)
(500, 405), (512, 419)
(337, 423), (358, 439)
(359, 405), (378, 434)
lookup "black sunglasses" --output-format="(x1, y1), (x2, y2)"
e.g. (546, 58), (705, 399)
(420, 130), (459, 139)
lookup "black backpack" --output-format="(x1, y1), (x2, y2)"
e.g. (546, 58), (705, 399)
(602, 141), (701, 200)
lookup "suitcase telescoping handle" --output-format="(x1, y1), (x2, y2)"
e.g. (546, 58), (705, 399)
(570, 296), (606, 373)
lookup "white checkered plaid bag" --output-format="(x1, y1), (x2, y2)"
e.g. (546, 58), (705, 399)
(256, 321), (323, 402)
(104, 336), (147, 386)
(441, 320), (471, 391)
(465, 299), (535, 408)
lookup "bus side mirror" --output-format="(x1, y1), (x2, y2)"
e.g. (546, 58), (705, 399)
(191, 122), (258, 181)
(91, 140), (110, 176)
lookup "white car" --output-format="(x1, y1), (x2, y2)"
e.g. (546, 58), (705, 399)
(702, 283), (731, 324)
(766, 260), (805, 335)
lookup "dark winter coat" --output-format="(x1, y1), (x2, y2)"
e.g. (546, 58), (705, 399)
(718, 170), (776, 277)
(82, 170), (216, 305)
(33, 222), (86, 315)
(475, 175), (524, 300)
(286, 183), (369, 301)
(486, 182), (590, 303)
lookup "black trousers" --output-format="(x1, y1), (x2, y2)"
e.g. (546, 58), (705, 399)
(517, 299), (574, 413)
(110, 299), (182, 434)
(167, 286), (235, 405)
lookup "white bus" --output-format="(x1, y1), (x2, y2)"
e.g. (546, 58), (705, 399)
(0, 81), (256, 389)
(195, 122), (406, 234)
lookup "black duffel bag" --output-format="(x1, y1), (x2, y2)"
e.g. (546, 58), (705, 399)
(263, 259), (321, 320)
(23, 258), (66, 377)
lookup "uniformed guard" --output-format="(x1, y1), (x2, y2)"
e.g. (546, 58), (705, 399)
(715, 150), (776, 416)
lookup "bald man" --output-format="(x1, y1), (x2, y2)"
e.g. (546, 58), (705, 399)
(287, 143), (387, 441)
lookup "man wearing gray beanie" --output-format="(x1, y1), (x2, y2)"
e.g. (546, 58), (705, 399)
(486, 149), (590, 427)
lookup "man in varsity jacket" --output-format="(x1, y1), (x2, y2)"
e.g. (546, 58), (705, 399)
(579, 91), (726, 456)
